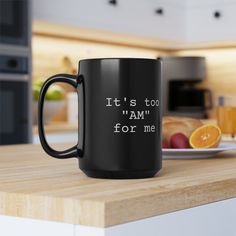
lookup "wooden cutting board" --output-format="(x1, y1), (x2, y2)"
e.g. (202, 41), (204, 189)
(0, 143), (236, 227)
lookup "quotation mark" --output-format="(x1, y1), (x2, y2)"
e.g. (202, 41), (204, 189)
(122, 110), (150, 115)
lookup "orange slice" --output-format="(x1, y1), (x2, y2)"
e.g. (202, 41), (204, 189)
(189, 124), (222, 149)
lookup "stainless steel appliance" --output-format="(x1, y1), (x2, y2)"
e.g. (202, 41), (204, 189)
(0, 0), (32, 145)
(161, 56), (212, 119)
(0, 0), (28, 45)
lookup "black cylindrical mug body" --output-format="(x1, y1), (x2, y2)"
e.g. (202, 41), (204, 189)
(38, 58), (162, 179)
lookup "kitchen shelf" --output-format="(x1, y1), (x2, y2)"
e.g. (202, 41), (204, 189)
(33, 20), (236, 51)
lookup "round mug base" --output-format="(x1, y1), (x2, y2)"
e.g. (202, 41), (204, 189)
(82, 169), (160, 179)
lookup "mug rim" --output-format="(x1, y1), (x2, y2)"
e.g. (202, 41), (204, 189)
(79, 57), (159, 63)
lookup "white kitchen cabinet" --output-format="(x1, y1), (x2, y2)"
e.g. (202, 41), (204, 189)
(33, 0), (236, 45)
(186, 0), (236, 42)
(32, 0), (185, 41)
(1, 197), (236, 236)
(0, 216), (74, 236)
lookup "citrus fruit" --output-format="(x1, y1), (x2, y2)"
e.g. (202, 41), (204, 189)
(189, 124), (221, 149)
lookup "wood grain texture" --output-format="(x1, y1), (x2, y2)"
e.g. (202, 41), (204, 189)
(33, 20), (236, 51)
(33, 20), (175, 51)
(0, 144), (236, 227)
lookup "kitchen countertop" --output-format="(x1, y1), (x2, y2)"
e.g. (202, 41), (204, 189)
(33, 122), (77, 134)
(0, 144), (236, 228)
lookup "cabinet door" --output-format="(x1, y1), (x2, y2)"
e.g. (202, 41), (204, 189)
(33, 0), (185, 41)
(0, 215), (74, 236)
(0, 81), (29, 145)
(186, 2), (236, 42)
(75, 198), (236, 236)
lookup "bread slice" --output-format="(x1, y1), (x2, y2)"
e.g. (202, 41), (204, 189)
(163, 116), (203, 141)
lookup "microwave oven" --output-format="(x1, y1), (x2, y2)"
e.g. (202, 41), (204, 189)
(0, 0), (29, 46)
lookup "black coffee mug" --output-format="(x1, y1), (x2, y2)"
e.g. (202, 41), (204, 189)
(38, 58), (162, 179)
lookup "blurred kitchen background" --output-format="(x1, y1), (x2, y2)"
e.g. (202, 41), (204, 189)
(1, 0), (236, 145)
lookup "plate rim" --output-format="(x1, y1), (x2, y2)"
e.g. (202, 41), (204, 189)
(162, 141), (236, 154)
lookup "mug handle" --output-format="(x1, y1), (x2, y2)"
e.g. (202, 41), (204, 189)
(38, 74), (84, 159)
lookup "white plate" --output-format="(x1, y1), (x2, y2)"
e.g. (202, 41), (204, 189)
(163, 142), (236, 159)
